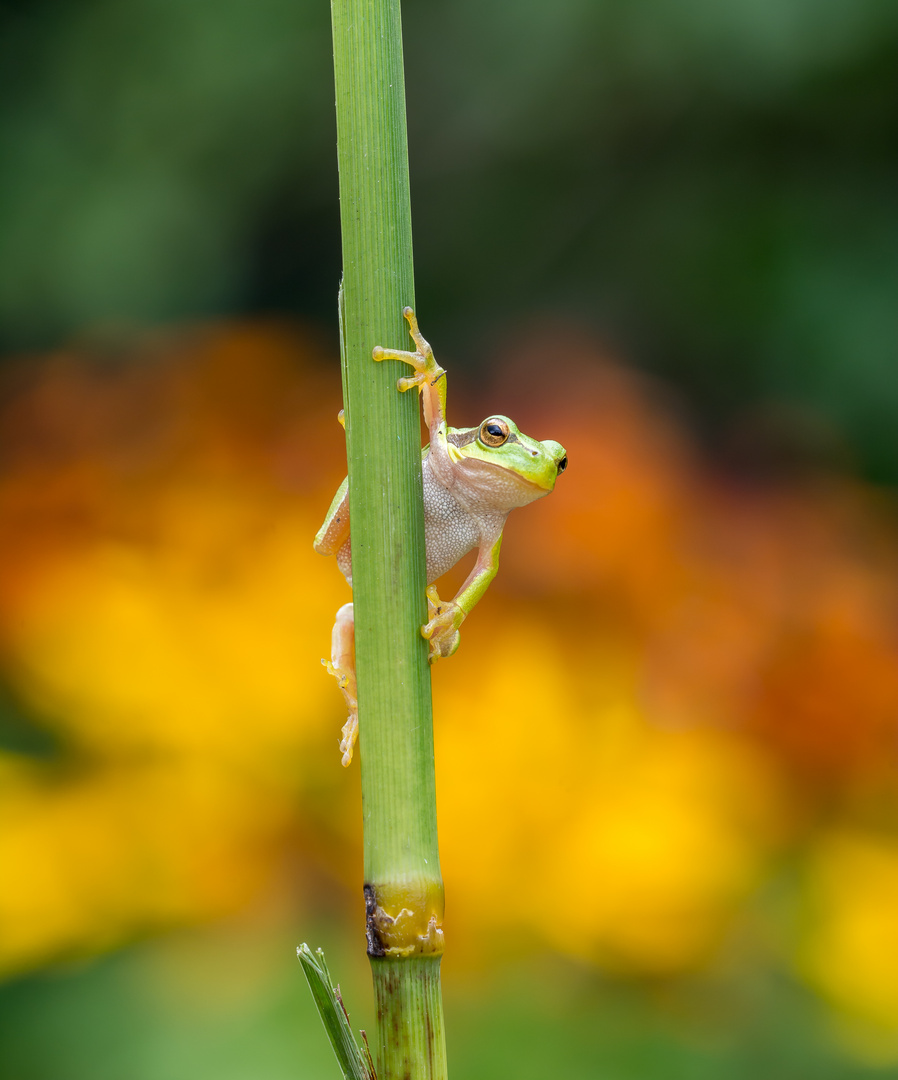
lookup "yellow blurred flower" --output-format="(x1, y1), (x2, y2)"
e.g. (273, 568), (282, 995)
(799, 830), (898, 1041)
(436, 612), (786, 973)
(9, 500), (335, 760)
(0, 755), (291, 974)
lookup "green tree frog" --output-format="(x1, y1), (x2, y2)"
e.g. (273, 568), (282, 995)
(314, 307), (567, 766)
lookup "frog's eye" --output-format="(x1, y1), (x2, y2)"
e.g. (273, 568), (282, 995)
(480, 418), (510, 447)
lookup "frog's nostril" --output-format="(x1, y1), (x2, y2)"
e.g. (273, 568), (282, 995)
(557, 456), (568, 474)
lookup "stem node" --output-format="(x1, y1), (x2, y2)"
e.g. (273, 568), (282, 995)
(364, 881), (445, 958)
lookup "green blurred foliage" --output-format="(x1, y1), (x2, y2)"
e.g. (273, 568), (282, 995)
(1, 0), (896, 477)
(0, 926), (891, 1080)
(0, 0), (338, 338)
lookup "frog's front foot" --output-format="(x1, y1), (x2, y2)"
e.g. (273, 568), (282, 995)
(372, 307), (445, 393)
(422, 584), (465, 662)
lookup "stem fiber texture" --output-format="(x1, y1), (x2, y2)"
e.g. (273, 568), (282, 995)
(330, 0), (447, 1076)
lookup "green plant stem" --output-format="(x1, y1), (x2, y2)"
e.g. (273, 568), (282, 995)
(330, 0), (447, 1078)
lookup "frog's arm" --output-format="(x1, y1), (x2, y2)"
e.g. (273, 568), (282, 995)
(424, 533), (503, 661)
(373, 307), (448, 449)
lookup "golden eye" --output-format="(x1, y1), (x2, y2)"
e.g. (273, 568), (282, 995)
(480, 418), (510, 447)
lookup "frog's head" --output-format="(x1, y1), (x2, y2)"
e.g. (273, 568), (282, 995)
(448, 415), (567, 510)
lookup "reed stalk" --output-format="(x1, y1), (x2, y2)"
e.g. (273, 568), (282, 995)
(323, 0), (448, 1077)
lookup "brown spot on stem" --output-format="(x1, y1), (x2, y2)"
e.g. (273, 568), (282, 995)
(425, 1011), (434, 1062)
(364, 883), (386, 957)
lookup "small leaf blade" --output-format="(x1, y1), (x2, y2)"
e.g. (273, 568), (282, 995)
(297, 944), (376, 1080)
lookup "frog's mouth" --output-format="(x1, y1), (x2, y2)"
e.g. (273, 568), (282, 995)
(542, 440), (568, 477)
(518, 444), (567, 494)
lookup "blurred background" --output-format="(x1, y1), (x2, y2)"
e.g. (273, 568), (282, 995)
(1, 0), (897, 1077)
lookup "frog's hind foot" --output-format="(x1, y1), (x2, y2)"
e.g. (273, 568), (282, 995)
(322, 602), (359, 767)
(322, 657), (359, 766)
(339, 714), (358, 769)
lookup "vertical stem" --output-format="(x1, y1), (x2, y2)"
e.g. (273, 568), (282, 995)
(330, 1), (447, 1078)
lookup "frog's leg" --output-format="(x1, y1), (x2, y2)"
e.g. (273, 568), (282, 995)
(372, 307), (448, 438)
(424, 533), (503, 662)
(323, 602), (359, 766)
(315, 469), (359, 764)
(314, 476), (349, 556)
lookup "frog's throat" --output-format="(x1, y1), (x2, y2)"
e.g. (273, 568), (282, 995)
(464, 454), (557, 495)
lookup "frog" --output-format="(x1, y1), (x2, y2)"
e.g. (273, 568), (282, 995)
(314, 307), (567, 766)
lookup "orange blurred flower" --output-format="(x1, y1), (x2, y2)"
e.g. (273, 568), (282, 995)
(0, 318), (896, 1053)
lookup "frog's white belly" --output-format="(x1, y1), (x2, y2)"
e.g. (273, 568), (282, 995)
(422, 466), (479, 582)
